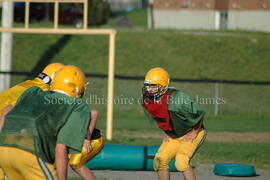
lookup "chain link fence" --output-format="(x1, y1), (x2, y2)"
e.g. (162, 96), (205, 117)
(4, 73), (270, 118)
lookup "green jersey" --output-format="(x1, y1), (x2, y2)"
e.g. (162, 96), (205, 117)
(143, 89), (205, 138)
(0, 86), (90, 164)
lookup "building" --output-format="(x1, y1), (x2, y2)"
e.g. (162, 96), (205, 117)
(148, 0), (270, 32)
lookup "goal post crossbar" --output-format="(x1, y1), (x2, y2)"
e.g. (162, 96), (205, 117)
(0, 0), (116, 140)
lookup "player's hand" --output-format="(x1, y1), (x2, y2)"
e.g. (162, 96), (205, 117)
(183, 130), (198, 142)
(83, 139), (91, 153)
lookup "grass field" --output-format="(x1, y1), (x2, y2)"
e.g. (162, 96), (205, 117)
(11, 29), (270, 81)
(10, 27), (270, 116)
(3, 9), (270, 171)
(195, 142), (270, 169)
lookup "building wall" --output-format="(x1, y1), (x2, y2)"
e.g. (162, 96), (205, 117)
(228, 0), (270, 10)
(151, 9), (215, 29)
(153, 0), (270, 10)
(228, 10), (270, 32)
(153, 0), (215, 9)
(149, 0), (270, 32)
(215, 0), (229, 10)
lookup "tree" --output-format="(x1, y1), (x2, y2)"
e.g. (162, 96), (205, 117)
(88, 0), (110, 26)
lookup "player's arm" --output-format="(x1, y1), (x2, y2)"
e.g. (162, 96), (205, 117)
(182, 116), (204, 141)
(0, 105), (14, 131)
(84, 110), (99, 153)
(55, 143), (68, 180)
(73, 166), (97, 180)
(193, 116), (204, 133)
(86, 110), (99, 140)
(172, 92), (205, 142)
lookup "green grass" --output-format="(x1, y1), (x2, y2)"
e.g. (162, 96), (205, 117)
(9, 23), (270, 118)
(195, 142), (270, 169)
(205, 115), (270, 132)
(10, 30), (270, 118)
(11, 29), (270, 81)
(9, 9), (270, 81)
(96, 114), (270, 134)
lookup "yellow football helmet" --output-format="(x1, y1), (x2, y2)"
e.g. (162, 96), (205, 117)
(143, 67), (170, 100)
(51, 65), (86, 98)
(42, 63), (64, 79)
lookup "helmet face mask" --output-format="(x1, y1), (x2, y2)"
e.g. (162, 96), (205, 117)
(142, 82), (167, 101)
(79, 82), (89, 98)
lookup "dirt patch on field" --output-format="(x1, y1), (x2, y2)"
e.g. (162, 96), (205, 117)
(121, 131), (270, 143)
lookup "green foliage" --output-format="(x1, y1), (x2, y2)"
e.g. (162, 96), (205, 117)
(88, 0), (110, 26)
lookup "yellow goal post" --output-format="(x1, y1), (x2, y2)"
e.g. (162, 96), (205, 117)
(0, 0), (116, 140)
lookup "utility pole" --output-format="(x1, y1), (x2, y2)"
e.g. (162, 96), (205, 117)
(0, 1), (14, 92)
(148, 0), (155, 29)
